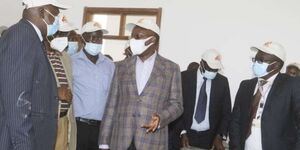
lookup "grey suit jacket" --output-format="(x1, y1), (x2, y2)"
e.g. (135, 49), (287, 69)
(99, 54), (183, 150)
(0, 19), (58, 150)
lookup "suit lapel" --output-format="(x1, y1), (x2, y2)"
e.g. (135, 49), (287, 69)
(263, 74), (283, 112)
(246, 78), (258, 117)
(127, 56), (139, 96)
(139, 54), (165, 96)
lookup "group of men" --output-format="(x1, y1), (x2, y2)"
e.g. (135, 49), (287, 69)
(0, 1), (300, 150)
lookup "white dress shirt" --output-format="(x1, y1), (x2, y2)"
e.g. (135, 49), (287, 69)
(99, 52), (157, 149)
(136, 51), (157, 95)
(245, 73), (279, 150)
(181, 69), (211, 135)
(27, 20), (43, 42)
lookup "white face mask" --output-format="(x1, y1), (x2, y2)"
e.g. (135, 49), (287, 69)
(50, 37), (68, 52)
(129, 36), (154, 55)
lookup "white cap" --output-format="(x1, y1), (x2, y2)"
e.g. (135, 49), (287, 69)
(81, 21), (108, 34)
(201, 49), (223, 69)
(250, 41), (286, 62)
(287, 62), (300, 70)
(126, 19), (160, 36)
(23, 0), (70, 9)
(59, 15), (77, 32)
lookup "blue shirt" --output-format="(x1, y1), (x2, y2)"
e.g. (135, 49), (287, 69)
(72, 50), (115, 120)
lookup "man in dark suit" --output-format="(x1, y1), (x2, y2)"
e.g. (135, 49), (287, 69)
(178, 49), (231, 150)
(229, 41), (300, 150)
(0, 1), (69, 150)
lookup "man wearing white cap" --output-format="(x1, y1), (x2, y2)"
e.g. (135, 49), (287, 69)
(0, 0), (69, 150)
(72, 21), (115, 150)
(99, 19), (183, 150)
(286, 62), (300, 77)
(44, 15), (77, 150)
(230, 42), (300, 150)
(178, 49), (231, 150)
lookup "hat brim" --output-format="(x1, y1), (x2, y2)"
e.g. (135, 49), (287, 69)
(50, 2), (70, 9)
(82, 29), (109, 34)
(125, 23), (160, 36)
(59, 26), (78, 32)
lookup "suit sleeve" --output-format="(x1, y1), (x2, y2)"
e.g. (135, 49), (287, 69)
(0, 29), (35, 149)
(178, 71), (188, 132)
(229, 81), (245, 150)
(158, 64), (184, 128)
(217, 78), (232, 136)
(98, 64), (118, 146)
(291, 77), (300, 150)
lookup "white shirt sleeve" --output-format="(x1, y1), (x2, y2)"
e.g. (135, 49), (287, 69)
(99, 145), (109, 149)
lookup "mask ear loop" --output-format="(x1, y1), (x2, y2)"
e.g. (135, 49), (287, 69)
(267, 61), (277, 74)
(199, 61), (206, 74)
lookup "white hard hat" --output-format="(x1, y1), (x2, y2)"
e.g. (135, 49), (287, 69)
(23, 0), (70, 9)
(81, 21), (108, 34)
(126, 19), (160, 36)
(250, 41), (286, 62)
(201, 49), (223, 69)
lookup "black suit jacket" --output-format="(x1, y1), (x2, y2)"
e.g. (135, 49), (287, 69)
(0, 19), (58, 150)
(229, 73), (300, 150)
(178, 69), (231, 149)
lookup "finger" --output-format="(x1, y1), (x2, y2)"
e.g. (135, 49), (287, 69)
(141, 124), (151, 129)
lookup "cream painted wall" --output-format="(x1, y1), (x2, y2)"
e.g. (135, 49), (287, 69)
(1, 0), (300, 101)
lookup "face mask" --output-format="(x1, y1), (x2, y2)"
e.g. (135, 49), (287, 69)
(252, 61), (276, 77)
(130, 36), (154, 55)
(67, 42), (78, 56)
(200, 63), (217, 80)
(43, 9), (59, 36)
(50, 37), (68, 52)
(85, 43), (102, 56)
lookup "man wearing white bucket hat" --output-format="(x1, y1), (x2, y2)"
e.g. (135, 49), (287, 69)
(230, 42), (300, 150)
(0, 0), (69, 150)
(286, 62), (300, 77)
(179, 49), (231, 150)
(72, 21), (115, 150)
(99, 19), (183, 150)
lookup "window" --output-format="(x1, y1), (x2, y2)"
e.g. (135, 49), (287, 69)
(83, 7), (162, 61)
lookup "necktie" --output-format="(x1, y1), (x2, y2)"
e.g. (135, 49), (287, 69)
(194, 77), (207, 123)
(246, 80), (268, 139)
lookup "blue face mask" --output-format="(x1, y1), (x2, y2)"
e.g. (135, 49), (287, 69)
(252, 61), (276, 77)
(43, 9), (59, 36)
(200, 63), (217, 80)
(67, 42), (78, 56)
(84, 43), (102, 56)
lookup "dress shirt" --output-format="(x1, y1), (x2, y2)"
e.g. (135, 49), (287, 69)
(72, 50), (115, 121)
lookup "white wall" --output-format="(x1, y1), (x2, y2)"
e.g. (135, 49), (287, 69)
(1, 0), (300, 101)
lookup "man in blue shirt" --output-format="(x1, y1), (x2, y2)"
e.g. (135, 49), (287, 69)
(72, 21), (115, 150)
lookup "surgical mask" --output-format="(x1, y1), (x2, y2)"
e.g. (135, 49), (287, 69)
(67, 42), (78, 56)
(84, 43), (102, 56)
(200, 63), (217, 80)
(130, 36), (154, 55)
(252, 61), (276, 77)
(50, 37), (68, 52)
(43, 9), (59, 36)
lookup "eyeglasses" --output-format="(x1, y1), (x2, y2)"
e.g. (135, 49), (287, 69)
(251, 58), (273, 64)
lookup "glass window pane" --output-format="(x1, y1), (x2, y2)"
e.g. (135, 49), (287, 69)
(92, 14), (121, 36)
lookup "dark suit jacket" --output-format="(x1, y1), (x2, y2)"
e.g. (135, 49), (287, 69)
(178, 69), (231, 149)
(229, 73), (300, 150)
(0, 19), (58, 150)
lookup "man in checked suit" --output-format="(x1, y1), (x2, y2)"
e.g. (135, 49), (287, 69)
(0, 0), (69, 150)
(179, 49), (231, 150)
(229, 41), (300, 150)
(98, 19), (183, 150)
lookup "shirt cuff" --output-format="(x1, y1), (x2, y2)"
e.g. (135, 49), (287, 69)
(99, 144), (109, 149)
(180, 130), (187, 135)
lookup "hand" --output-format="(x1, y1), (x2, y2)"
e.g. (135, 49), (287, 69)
(141, 113), (160, 133)
(213, 135), (225, 150)
(58, 87), (72, 103)
(180, 133), (190, 148)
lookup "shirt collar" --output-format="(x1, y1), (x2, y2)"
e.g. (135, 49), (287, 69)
(137, 51), (157, 63)
(258, 73), (279, 84)
(27, 20), (43, 41)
